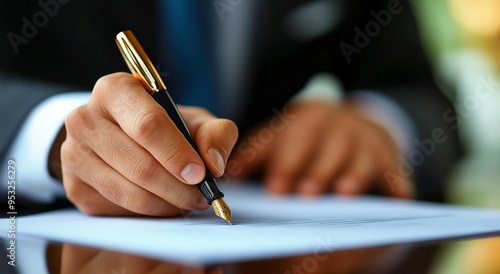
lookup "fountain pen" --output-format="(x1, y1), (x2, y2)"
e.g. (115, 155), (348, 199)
(115, 30), (232, 225)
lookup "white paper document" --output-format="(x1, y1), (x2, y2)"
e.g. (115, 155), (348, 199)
(1, 185), (500, 264)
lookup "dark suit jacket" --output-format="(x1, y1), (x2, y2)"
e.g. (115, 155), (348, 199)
(0, 0), (461, 201)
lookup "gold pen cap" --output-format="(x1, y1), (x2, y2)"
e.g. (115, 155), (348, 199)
(115, 30), (166, 94)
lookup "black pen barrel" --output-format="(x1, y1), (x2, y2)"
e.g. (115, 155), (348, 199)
(153, 90), (197, 149)
(198, 175), (224, 204)
(152, 90), (224, 204)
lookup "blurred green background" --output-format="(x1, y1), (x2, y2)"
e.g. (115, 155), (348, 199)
(414, 0), (462, 66)
(412, 1), (500, 273)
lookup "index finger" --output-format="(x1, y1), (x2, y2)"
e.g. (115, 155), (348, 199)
(90, 73), (206, 185)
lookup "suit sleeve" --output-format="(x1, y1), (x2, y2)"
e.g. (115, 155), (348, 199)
(0, 72), (70, 158)
(0, 71), (90, 206)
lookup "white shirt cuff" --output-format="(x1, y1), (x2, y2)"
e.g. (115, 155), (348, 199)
(289, 72), (344, 104)
(2, 92), (90, 203)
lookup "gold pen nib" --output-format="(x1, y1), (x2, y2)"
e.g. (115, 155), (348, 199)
(211, 198), (232, 225)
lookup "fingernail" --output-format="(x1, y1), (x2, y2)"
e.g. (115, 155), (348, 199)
(267, 178), (288, 195)
(181, 163), (204, 185)
(208, 147), (225, 176)
(299, 181), (320, 196)
(197, 197), (209, 210)
(337, 178), (358, 195)
(397, 180), (415, 199)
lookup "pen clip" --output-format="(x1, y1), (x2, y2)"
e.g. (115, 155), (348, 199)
(115, 30), (166, 94)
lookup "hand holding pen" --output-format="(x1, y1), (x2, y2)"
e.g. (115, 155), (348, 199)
(60, 34), (237, 219)
(116, 30), (233, 223)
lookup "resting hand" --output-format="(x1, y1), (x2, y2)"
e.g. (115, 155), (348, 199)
(230, 100), (412, 198)
(60, 72), (238, 216)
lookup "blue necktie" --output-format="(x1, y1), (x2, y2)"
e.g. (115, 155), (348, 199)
(159, 0), (219, 115)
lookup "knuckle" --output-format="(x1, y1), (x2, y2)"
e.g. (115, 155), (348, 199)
(134, 111), (188, 166)
(126, 192), (158, 214)
(130, 155), (158, 186)
(160, 144), (184, 165)
(133, 110), (165, 142)
(63, 173), (117, 216)
(100, 181), (125, 206)
(149, 144), (186, 174)
(94, 73), (132, 94)
(63, 177), (79, 203)
(93, 72), (137, 105)
(65, 106), (88, 137)
(94, 74), (116, 91)
(76, 198), (105, 216)
(60, 141), (83, 169)
(157, 179), (196, 210)
(219, 119), (239, 142)
(93, 75), (116, 102)
(200, 119), (239, 148)
(64, 179), (100, 216)
(63, 165), (113, 216)
(170, 191), (194, 210)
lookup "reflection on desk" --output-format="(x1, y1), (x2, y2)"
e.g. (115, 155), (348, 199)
(9, 237), (431, 274)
